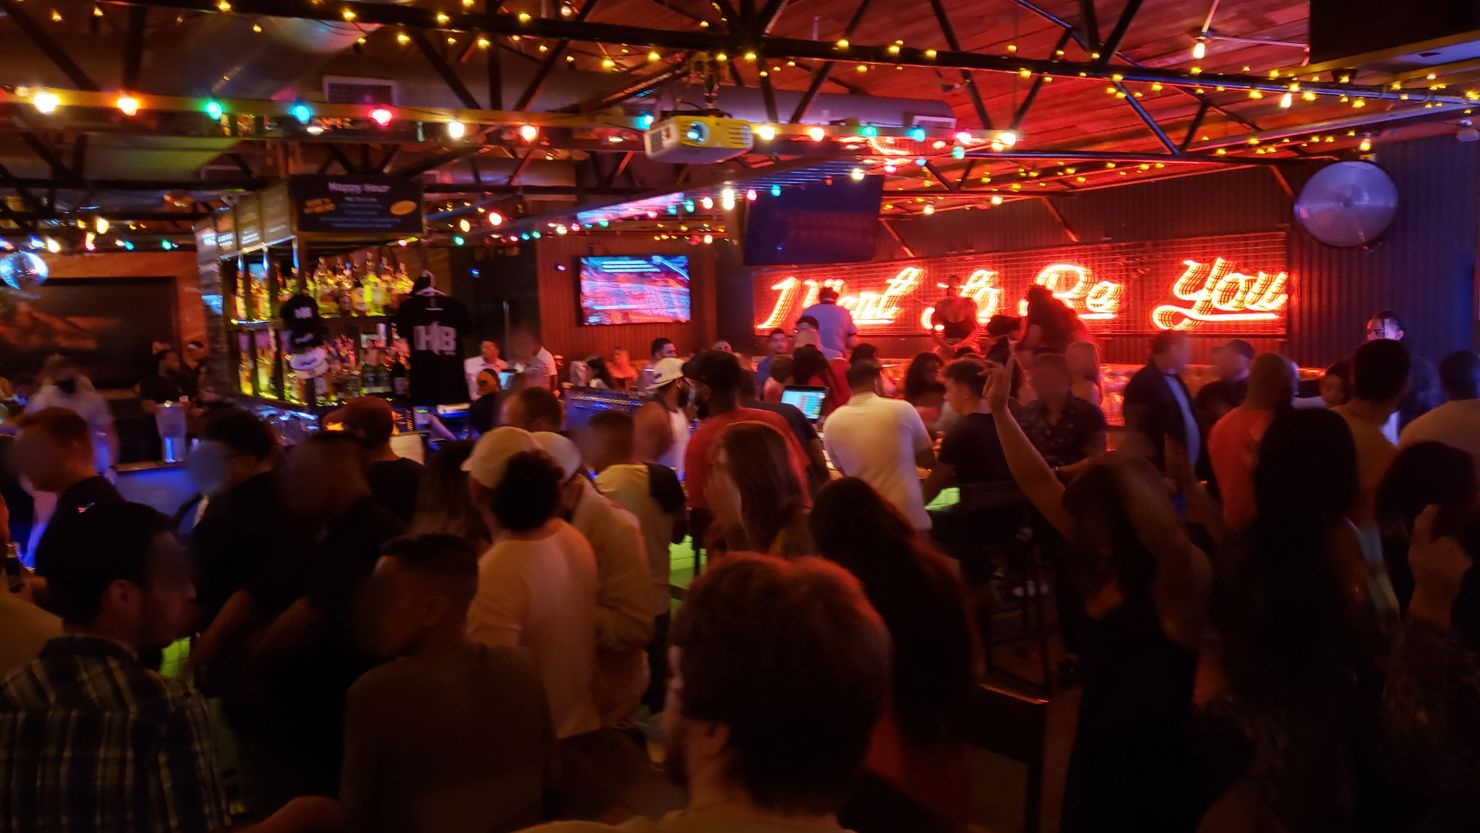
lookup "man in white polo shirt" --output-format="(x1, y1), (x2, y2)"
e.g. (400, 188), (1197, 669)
(822, 360), (935, 531)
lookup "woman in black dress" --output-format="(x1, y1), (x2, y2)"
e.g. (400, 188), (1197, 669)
(982, 362), (1214, 832)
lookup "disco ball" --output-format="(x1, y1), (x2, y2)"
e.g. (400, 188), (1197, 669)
(0, 251), (49, 294)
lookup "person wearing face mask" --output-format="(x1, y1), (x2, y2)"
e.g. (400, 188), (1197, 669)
(26, 356), (118, 474)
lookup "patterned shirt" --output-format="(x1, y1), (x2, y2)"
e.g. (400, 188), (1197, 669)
(1014, 396), (1108, 468)
(0, 635), (230, 833)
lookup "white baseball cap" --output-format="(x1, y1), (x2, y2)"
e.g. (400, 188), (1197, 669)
(461, 426), (541, 487)
(533, 431), (584, 481)
(650, 357), (686, 388)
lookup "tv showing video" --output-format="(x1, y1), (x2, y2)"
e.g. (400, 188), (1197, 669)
(578, 255), (691, 325)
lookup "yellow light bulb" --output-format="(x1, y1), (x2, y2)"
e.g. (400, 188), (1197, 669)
(115, 94), (140, 116)
(807, 126), (825, 142)
(96, 217), (110, 234)
(397, 32), (411, 43)
(477, 36), (490, 48)
(1280, 92), (1292, 108)
(991, 195), (1003, 205)
(446, 120), (466, 140)
(341, 8), (355, 20)
(648, 50), (661, 61)
(517, 12), (530, 22)
(743, 51), (756, 61)
(922, 204), (935, 215)
(1191, 39), (1206, 60)
(835, 38), (849, 49)
(755, 124), (776, 141)
(924, 49), (937, 59)
(1359, 137), (1372, 152)
(32, 90), (61, 114)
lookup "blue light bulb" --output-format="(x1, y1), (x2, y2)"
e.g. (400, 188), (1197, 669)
(453, 235), (465, 246)
(290, 102), (312, 124)
(952, 145), (965, 159)
(770, 184), (781, 196)
(531, 231), (541, 239)
(910, 126), (926, 142)
(915, 157), (927, 166)
(637, 113), (654, 129)
(860, 125), (878, 138)
(204, 99), (225, 120)
(598, 219), (610, 227)
(520, 232), (530, 241)
(683, 200), (695, 213)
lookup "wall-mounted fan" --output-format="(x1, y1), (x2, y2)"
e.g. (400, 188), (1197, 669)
(1294, 160), (1400, 247)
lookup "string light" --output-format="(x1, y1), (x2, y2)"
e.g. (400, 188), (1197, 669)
(700, 196), (714, 209)
(95, 217), (110, 234)
(458, 218), (471, 233)
(909, 126), (926, 142)
(487, 211), (504, 226)
(746, 189), (758, 201)
(807, 126), (826, 141)
(850, 167), (865, 181)
(721, 187), (736, 209)
(835, 38), (849, 49)
(922, 204), (935, 215)
(1191, 37), (1206, 60)
(369, 106), (394, 126)
(770, 184), (782, 197)
(32, 91), (60, 115)
(397, 32), (411, 44)
(1280, 92), (1293, 108)
(204, 98), (225, 120)
(290, 102), (313, 124)
(518, 124), (539, 141)
(756, 124), (776, 141)
(1359, 136), (1372, 152)
(115, 94), (141, 116)
(648, 50), (661, 61)
(446, 120), (466, 140)
(990, 195), (1003, 205)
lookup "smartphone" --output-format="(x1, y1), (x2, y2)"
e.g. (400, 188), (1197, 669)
(4, 543), (22, 594)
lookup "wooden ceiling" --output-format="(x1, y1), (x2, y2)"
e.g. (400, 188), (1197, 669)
(3, 0), (1478, 241)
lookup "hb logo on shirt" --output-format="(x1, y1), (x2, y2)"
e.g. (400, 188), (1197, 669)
(414, 323), (459, 356)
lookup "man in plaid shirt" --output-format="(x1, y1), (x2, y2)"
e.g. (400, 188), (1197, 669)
(0, 502), (230, 833)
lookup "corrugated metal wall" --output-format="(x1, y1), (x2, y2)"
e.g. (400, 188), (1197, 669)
(888, 166), (1293, 258)
(535, 236), (719, 362)
(1288, 137), (1479, 366)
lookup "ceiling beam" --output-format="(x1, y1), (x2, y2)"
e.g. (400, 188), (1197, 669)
(1112, 81), (1179, 154)
(0, 0), (102, 91)
(411, 31), (485, 109)
(99, 0), (1457, 103)
(1011, 29), (1075, 131)
(789, 0), (875, 123)
(1095, 0), (1142, 67)
(928, 0), (993, 129)
(513, 0), (604, 111)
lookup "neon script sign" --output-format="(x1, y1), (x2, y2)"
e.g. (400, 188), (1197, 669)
(1151, 258), (1288, 331)
(754, 239), (1288, 337)
(759, 264), (1125, 334)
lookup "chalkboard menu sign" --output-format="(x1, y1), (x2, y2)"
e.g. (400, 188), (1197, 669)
(261, 183), (292, 244)
(236, 194), (263, 251)
(289, 175), (424, 235)
(215, 208), (237, 255)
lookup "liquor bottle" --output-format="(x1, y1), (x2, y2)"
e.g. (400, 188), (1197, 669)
(233, 273), (247, 322)
(352, 274), (368, 316)
(390, 354), (408, 397)
(363, 259), (384, 316)
(318, 259), (338, 316)
(237, 349), (253, 395)
(255, 339), (273, 395)
(339, 261), (356, 317)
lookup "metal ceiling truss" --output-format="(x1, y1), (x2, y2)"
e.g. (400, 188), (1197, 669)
(2, 0), (1466, 233)
(99, 0), (1467, 105)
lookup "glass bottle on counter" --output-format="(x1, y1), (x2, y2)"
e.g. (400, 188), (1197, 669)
(250, 269), (271, 322)
(254, 335), (276, 396)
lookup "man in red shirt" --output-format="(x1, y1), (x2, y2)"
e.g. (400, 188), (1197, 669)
(684, 351), (813, 517)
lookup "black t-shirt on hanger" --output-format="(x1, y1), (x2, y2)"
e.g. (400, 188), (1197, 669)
(280, 293), (323, 352)
(394, 290), (473, 405)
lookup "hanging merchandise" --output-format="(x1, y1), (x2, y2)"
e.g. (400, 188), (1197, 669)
(393, 271), (473, 405)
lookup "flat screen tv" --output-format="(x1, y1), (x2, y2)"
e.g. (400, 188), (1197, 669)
(577, 255), (691, 325)
(742, 175), (884, 266)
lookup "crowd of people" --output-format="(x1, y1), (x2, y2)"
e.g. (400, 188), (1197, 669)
(0, 285), (1477, 833)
